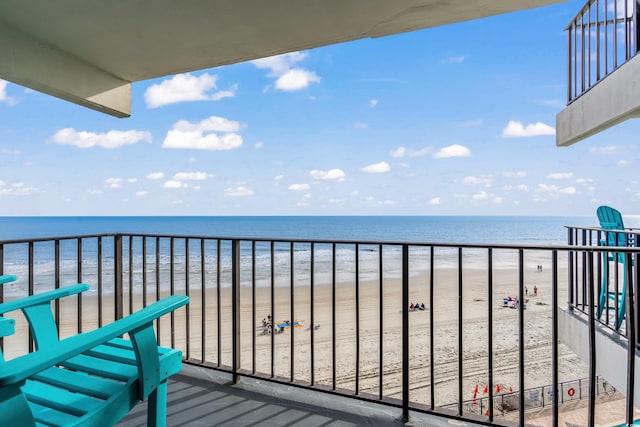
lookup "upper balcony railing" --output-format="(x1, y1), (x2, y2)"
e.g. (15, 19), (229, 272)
(567, 0), (640, 103)
(0, 231), (638, 426)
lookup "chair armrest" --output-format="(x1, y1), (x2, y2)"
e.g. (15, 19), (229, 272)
(0, 317), (15, 337)
(0, 294), (189, 387)
(0, 284), (90, 315)
(0, 275), (17, 286)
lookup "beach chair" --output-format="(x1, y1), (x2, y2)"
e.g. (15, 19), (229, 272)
(596, 206), (631, 329)
(0, 274), (189, 426)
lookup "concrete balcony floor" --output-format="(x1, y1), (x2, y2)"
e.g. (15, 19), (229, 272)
(117, 364), (486, 427)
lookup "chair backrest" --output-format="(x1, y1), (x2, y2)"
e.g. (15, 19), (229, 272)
(597, 205), (628, 262)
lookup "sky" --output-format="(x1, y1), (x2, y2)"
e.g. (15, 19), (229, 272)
(1, 0), (639, 217)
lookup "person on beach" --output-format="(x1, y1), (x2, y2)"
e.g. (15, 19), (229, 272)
(525, 286), (528, 296)
(533, 286), (538, 296)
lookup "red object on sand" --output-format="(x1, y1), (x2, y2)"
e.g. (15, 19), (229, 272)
(485, 409), (489, 416)
(496, 385), (501, 393)
(474, 384), (479, 393)
(483, 386), (488, 393)
(509, 386), (513, 394)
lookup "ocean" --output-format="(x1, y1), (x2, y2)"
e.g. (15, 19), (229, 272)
(0, 216), (598, 296)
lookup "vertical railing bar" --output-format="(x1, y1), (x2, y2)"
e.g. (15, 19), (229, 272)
(310, 242), (315, 386)
(379, 244), (384, 401)
(97, 236), (103, 328)
(28, 241), (34, 352)
(355, 243), (360, 395)
(626, 0), (630, 60)
(587, 251), (596, 426)
(429, 247), (435, 410)
(55, 240), (61, 331)
(518, 249), (525, 427)
(77, 239), (82, 334)
(232, 239), (241, 384)
(605, 0), (609, 74)
(588, 3), (591, 86)
(625, 252), (636, 425)
(129, 236), (133, 315)
(457, 246), (463, 416)
(185, 238), (191, 360)
(290, 241), (295, 383)
(170, 237), (175, 348)
(574, 20), (578, 97)
(597, 0), (601, 80)
(402, 244), (410, 422)
(581, 12), (586, 92)
(155, 237), (160, 344)
(217, 239), (222, 368)
(142, 237), (147, 308)
(488, 248), (494, 422)
(332, 242), (337, 391)
(270, 241), (275, 378)
(552, 250), (559, 427)
(115, 234), (124, 321)
(615, 0), (618, 67)
(252, 240), (256, 375)
(582, 229), (588, 309)
(201, 239), (206, 364)
(568, 228), (575, 311)
(568, 25), (573, 102)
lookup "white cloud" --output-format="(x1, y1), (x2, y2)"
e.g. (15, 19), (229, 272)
(162, 116), (243, 151)
(442, 55), (466, 64)
(0, 149), (20, 155)
(274, 175), (284, 181)
(173, 172), (208, 181)
(618, 159), (632, 166)
(433, 144), (471, 159)
(361, 161), (390, 174)
(310, 169), (345, 181)
(547, 172), (573, 179)
(146, 172), (165, 180)
(463, 176), (493, 186)
(354, 122), (368, 129)
(105, 178), (123, 189)
(369, 99), (378, 108)
(0, 181), (37, 196)
(588, 145), (621, 154)
(501, 120), (555, 138)
(0, 80), (16, 105)
(164, 180), (186, 189)
(289, 183), (310, 191)
(472, 191), (490, 200)
(504, 171), (526, 178)
(454, 119), (483, 128)
(251, 52), (320, 91)
(88, 189), (103, 195)
(52, 128), (151, 149)
(224, 186), (254, 197)
(391, 146), (432, 158)
(429, 197), (441, 205)
(255, 142), (264, 149)
(144, 73), (236, 108)
(536, 184), (577, 196)
(135, 191), (149, 197)
(275, 69), (320, 91)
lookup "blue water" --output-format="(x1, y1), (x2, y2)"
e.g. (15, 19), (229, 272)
(0, 216), (596, 296)
(0, 215), (593, 244)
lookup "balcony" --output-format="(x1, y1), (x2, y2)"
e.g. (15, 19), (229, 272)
(556, 0), (640, 146)
(1, 228), (639, 426)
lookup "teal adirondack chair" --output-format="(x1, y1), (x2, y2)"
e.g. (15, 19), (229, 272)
(596, 206), (631, 329)
(0, 275), (189, 426)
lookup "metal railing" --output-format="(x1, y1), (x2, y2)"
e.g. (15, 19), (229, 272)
(0, 232), (638, 426)
(567, 0), (640, 103)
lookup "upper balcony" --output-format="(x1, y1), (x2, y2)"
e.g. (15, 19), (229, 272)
(556, 0), (640, 146)
(1, 222), (639, 426)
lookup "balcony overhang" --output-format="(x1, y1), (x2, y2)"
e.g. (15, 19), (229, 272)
(0, 0), (565, 117)
(556, 54), (640, 147)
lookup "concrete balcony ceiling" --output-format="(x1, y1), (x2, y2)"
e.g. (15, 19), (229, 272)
(0, 0), (564, 117)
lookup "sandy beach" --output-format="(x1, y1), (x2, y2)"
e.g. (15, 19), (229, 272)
(2, 252), (619, 425)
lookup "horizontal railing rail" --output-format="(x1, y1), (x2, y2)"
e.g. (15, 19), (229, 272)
(566, 0), (640, 103)
(0, 231), (638, 426)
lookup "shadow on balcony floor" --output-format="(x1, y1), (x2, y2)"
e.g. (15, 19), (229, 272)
(117, 364), (488, 427)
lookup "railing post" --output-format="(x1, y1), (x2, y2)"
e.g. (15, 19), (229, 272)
(114, 234), (124, 320)
(232, 239), (241, 384)
(402, 244), (410, 422)
(568, 227), (575, 311)
(626, 252), (636, 426)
